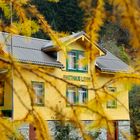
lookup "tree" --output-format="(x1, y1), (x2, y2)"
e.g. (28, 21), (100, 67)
(0, 0), (140, 140)
(31, 0), (84, 39)
(129, 85), (140, 139)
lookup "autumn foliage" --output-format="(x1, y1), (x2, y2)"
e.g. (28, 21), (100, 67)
(0, 0), (140, 140)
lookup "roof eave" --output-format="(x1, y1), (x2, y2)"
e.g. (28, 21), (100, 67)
(96, 65), (129, 74)
(41, 46), (60, 52)
(16, 59), (64, 68)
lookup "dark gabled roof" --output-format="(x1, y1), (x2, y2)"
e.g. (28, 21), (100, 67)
(0, 32), (50, 49)
(0, 32), (63, 68)
(96, 50), (131, 73)
(0, 32), (130, 72)
(41, 31), (106, 53)
(41, 31), (130, 73)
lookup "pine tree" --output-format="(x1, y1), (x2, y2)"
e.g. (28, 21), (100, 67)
(31, 0), (84, 39)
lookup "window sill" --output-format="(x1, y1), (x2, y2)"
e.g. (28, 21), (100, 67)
(106, 106), (117, 109)
(34, 104), (45, 107)
(66, 69), (88, 73)
(66, 103), (87, 107)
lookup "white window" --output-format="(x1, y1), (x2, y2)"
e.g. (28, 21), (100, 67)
(32, 82), (44, 106)
(67, 86), (77, 104)
(68, 52), (77, 70)
(106, 87), (117, 108)
(67, 50), (87, 72)
(78, 87), (87, 104)
(78, 52), (85, 71)
(66, 86), (88, 105)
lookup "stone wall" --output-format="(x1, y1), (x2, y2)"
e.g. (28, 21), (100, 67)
(47, 121), (107, 140)
(18, 120), (130, 140)
(18, 123), (29, 140)
(118, 121), (130, 140)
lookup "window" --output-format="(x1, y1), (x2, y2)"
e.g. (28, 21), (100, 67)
(106, 87), (117, 108)
(78, 87), (88, 104)
(67, 50), (87, 72)
(66, 86), (88, 105)
(67, 86), (77, 104)
(32, 81), (44, 106)
(68, 52), (77, 70)
(0, 81), (4, 106)
(78, 52), (85, 71)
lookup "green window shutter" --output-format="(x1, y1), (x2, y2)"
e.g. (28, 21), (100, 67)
(112, 100), (117, 108)
(85, 89), (88, 102)
(66, 91), (68, 103)
(76, 51), (79, 70)
(74, 93), (77, 104)
(73, 52), (77, 70)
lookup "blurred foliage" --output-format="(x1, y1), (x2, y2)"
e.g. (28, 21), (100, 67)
(100, 22), (130, 63)
(129, 85), (140, 139)
(102, 40), (130, 64)
(54, 121), (78, 140)
(0, 0), (39, 36)
(53, 121), (101, 140)
(0, 0), (140, 140)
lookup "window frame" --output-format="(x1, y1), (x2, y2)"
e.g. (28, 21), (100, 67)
(66, 50), (88, 73)
(78, 86), (88, 104)
(106, 87), (117, 109)
(66, 85), (88, 106)
(32, 81), (45, 106)
(66, 86), (77, 105)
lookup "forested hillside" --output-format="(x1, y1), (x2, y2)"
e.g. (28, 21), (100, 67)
(31, 0), (84, 38)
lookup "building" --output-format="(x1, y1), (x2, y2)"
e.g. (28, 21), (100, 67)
(0, 31), (130, 139)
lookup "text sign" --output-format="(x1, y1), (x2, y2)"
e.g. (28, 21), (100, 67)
(63, 75), (91, 82)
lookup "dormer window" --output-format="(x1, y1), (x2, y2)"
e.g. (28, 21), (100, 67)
(67, 50), (88, 72)
(68, 52), (77, 70)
